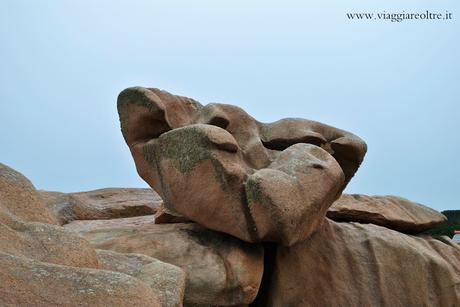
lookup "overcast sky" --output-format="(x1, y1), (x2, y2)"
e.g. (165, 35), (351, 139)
(1, 1), (459, 211)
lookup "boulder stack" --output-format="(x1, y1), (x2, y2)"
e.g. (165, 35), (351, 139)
(1, 87), (458, 306)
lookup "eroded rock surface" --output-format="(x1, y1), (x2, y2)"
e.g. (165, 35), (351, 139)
(0, 252), (161, 307)
(115, 87), (460, 306)
(254, 219), (460, 307)
(66, 217), (264, 306)
(40, 188), (162, 224)
(328, 194), (447, 233)
(1, 85), (458, 306)
(0, 163), (98, 268)
(1, 218), (99, 269)
(96, 249), (186, 307)
(1, 163), (57, 225)
(117, 87), (367, 245)
(65, 214), (157, 232)
(0, 164), (169, 306)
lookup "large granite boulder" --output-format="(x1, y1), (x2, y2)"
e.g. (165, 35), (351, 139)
(328, 194), (447, 233)
(0, 252), (161, 307)
(0, 163), (172, 306)
(40, 188), (161, 224)
(65, 216), (264, 306)
(252, 219), (460, 306)
(0, 163), (57, 225)
(0, 163), (98, 268)
(116, 86), (460, 306)
(0, 218), (99, 269)
(1, 85), (457, 306)
(96, 249), (186, 307)
(117, 87), (367, 246)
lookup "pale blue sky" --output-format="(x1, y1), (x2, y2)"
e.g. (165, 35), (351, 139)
(1, 1), (459, 211)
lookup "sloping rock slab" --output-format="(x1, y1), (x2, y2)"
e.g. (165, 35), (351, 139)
(1, 163), (57, 224)
(40, 188), (162, 224)
(0, 163), (98, 269)
(96, 249), (186, 307)
(254, 219), (460, 307)
(65, 218), (264, 306)
(0, 252), (160, 307)
(327, 194), (446, 233)
(65, 215), (156, 232)
(39, 191), (77, 224)
(1, 220), (98, 269)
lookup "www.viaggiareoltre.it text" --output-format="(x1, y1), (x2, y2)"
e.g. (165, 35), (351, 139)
(347, 10), (453, 22)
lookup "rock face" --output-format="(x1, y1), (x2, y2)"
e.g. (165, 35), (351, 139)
(40, 188), (162, 224)
(0, 163), (57, 225)
(0, 163), (98, 269)
(39, 191), (77, 224)
(65, 214), (156, 232)
(328, 194), (447, 233)
(2, 86), (459, 306)
(96, 249), (186, 307)
(116, 86), (459, 306)
(67, 217), (264, 306)
(1, 219), (99, 269)
(253, 219), (460, 307)
(117, 87), (367, 246)
(0, 163), (165, 306)
(0, 252), (161, 307)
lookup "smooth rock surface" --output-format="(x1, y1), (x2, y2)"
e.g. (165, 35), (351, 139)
(328, 194), (447, 233)
(0, 163), (98, 269)
(253, 219), (460, 307)
(0, 163), (166, 307)
(245, 143), (344, 245)
(1, 219), (99, 268)
(40, 188), (162, 224)
(0, 252), (161, 307)
(67, 217), (264, 306)
(0, 163), (57, 224)
(65, 215), (156, 232)
(97, 249), (186, 307)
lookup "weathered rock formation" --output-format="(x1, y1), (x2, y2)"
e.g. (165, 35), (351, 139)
(117, 87), (367, 246)
(0, 163), (264, 306)
(253, 219), (460, 306)
(1, 87), (458, 306)
(1, 163), (58, 225)
(0, 163), (174, 306)
(95, 249), (186, 307)
(116, 87), (459, 306)
(66, 217), (264, 306)
(40, 187), (162, 224)
(0, 252), (162, 307)
(328, 194), (447, 233)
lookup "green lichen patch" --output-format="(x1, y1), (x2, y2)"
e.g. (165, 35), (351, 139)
(244, 176), (264, 206)
(117, 87), (162, 136)
(118, 87), (150, 107)
(141, 141), (159, 171)
(155, 126), (211, 174)
(143, 125), (242, 192)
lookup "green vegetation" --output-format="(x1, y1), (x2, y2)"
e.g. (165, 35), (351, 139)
(425, 210), (460, 238)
